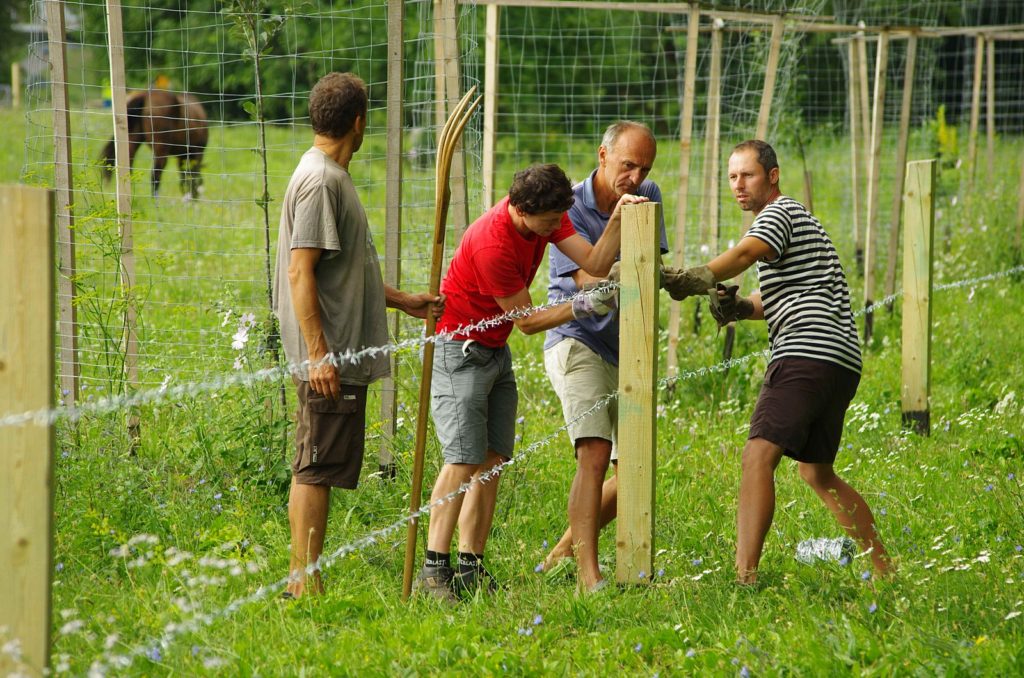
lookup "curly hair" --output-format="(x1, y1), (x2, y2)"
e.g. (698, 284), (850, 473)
(507, 164), (574, 215)
(309, 72), (368, 139)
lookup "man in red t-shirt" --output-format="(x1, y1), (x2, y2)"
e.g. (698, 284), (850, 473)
(416, 164), (647, 601)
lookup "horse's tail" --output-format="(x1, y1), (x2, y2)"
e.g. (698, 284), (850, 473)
(98, 91), (149, 181)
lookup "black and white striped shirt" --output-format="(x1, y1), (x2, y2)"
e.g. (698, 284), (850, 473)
(746, 196), (862, 375)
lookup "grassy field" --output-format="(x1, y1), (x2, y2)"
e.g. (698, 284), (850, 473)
(3, 104), (1024, 675)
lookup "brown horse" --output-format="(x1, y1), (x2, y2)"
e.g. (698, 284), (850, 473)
(99, 89), (209, 199)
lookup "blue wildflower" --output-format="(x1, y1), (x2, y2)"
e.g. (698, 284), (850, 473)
(868, 602), (878, 614)
(532, 615), (542, 626)
(861, 571), (871, 581)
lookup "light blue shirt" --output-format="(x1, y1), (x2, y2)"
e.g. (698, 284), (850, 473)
(544, 170), (669, 366)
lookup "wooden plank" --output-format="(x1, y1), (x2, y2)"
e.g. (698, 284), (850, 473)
(615, 201), (660, 584)
(900, 160), (935, 436)
(0, 184), (56, 677)
(379, 0), (404, 476)
(105, 0), (139, 438)
(848, 40), (863, 274)
(11, 63), (20, 109)
(755, 16), (784, 141)
(700, 21), (722, 250)
(482, 3), (499, 209)
(966, 35), (984, 190)
(857, 34), (871, 195)
(437, 0), (469, 235)
(471, 0), (694, 15)
(884, 35), (917, 304)
(862, 31), (888, 345)
(667, 6), (699, 381)
(45, 0), (79, 405)
(986, 37), (995, 182)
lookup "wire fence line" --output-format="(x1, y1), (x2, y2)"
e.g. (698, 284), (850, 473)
(3, 265), (1022, 430)
(82, 261), (1023, 673)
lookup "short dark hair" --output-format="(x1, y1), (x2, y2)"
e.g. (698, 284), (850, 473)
(733, 139), (779, 175)
(508, 164), (575, 214)
(309, 72), (368, 138)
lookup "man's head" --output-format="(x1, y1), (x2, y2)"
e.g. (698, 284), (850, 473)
(309, 72), (368, 146)
(728, 139), (781, 214)
(508, 164), (575, 237)
(596, 121), (657, 200)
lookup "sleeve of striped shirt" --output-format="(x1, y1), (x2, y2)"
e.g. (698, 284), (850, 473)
(745, 201), (791, 263)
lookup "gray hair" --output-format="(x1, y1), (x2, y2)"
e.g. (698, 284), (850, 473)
(600, 120), (655, 152)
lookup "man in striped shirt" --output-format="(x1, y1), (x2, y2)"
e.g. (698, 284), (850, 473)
(672, 140), (891, 584)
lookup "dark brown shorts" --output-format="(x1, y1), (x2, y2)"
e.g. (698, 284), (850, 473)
(748, 357), (860, 464)
(292, 377), (368, 489)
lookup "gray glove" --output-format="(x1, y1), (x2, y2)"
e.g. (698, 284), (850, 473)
(661, 265), (715, 301)
(571, 283), (618, 320)
(708, 283), (755, 327)
(606, 261), (620, 284)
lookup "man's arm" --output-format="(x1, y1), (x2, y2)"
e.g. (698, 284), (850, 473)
(706, 235), (776, 282)
(492, 287), (574, 336)
(384, 285), (444, 320)
(555, 194), (649, 276)
(287, 247), (339, 400)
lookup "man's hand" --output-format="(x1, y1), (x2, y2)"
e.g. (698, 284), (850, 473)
(661, 265), (715, 301)
(571, 282), (618, 320)
(608, 193), (650, 225)
(708, 283), (755, 327)
(400, 292), (445, 320)
(308, 352), (340, 400)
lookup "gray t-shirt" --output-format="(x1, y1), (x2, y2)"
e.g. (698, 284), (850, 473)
(272, 147), (389, 384)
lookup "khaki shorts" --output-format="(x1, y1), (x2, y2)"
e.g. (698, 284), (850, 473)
(292, 377), (368, 489)
(544, 338), (618, 460)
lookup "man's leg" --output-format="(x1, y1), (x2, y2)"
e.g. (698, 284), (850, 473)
(544, 472), (617, 568)
(457, 450), (505, 555)
(736, 437), (785, 584)
(286, 478), (330, 597)
(798, 463), (893, 576)
(426, 462), (478, 553)
(567, 438), (612, 590)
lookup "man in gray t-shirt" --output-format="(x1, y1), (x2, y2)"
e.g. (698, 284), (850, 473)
(273, 72), (440, 599)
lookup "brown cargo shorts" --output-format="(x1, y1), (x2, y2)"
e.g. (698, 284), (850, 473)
(292, 377), (368, 489)
(748, 357), (860, 464)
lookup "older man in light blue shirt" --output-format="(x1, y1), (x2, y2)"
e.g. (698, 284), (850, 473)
(542, 121), (669, 593)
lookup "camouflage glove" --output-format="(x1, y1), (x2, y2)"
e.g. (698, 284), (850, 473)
(661, 265), (715, 301)
(571, 282), (618, 320)
(606, 261), (620, 284)
(707, 283), (755, 327)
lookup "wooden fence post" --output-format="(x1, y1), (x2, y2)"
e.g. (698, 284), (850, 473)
(884, 34), (917, 306)
(616, 202), (660, 584)
(985, 37), (995, 183)
(863, 31), (888, 345)
(966, 35), (984, 191)
(667, 6), (699, 381)
(700, 20), (723, 253)
(10, 63), (20, 109)
(901, 160), (935, 436)
(434, 0), (468, 234)
(1017, 151), (1024, 252)
(482, 3), (500, 209)
(848, 40), (864, 274)
(380, 0), (404, 477)
(45, 0), (80, 405)
(0, 185), (56, 677)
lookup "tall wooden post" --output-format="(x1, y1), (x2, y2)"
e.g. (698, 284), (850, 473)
(667, 6), (699, 380)
(616, 202), (660, 584)
(45, 0), (79, 405)
(0, 185), (56, 677)
(848, 40), (864, 274)
(862, 31), (888, 345)
(966, 35), (984, 191)
(482, 3), (499, 209)
(884, 34), (917, 306)
(105, 0), (140, 439)
(985, 37), (996, 183)
(379, 0), (404, 477)
(900, 160), (935, 436)
(10, 63), (20, 108)
(1016, 151), (1024, 252)
(857, 34), (871, 204)
(701, 20), (723, 251)
(434, 0), (468, 233)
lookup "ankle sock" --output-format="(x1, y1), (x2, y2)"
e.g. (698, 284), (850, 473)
(457, 551), (484, 574)
(425, 549), (450, 569)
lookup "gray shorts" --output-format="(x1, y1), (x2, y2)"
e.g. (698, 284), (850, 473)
(544, 338), (618, 460)
(431, 339), (517, 465)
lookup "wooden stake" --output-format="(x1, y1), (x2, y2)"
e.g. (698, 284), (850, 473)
(105, 0), (139, 440)
(10, 63), (20, 109)
(862, 31), (888, 345)
(435, 0), (469, 235)
(45, 0), (79, 405)
(616, 202), (660, 584)
(857, 34), (871, 205)
(900, 160), (935, 435)
(701, 21), (723, 250)
(667, 6), (699, 380)
(1017, 151), (1024, 252)
(0, 184), (55, 677)
(967, 35), (984, 190)
(848, 40), (863, 274)
(986, 37), (996, 182)
(884, 35), (917, 306)
(379, 0), (404, 478)
(482, 3), (500, 209)
(803, 169), (814, 214)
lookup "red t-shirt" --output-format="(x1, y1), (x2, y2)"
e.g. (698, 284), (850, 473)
(438, 196), (577, 347)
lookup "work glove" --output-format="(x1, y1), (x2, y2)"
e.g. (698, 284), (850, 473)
(571, 282), (618, 320)
(707, 283), (755, 327)
(661, 265), (715, 301)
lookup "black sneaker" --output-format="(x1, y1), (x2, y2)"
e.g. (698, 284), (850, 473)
(414, 565), (459, 604)
(452, 564), (501, 598)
